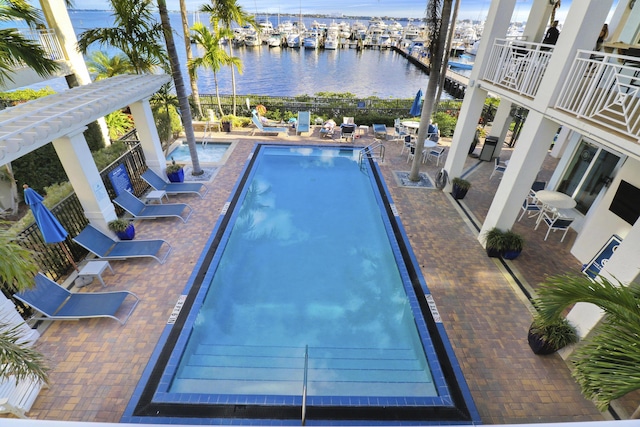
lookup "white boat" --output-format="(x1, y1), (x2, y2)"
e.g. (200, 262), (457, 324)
(378, 33), (392, 49)
(303, 30), (320, 49)
(267, 33), (283, 48)
(286, 31), (301, 48)
(324, 30), (339, 50)
(244, 29), (261, 47)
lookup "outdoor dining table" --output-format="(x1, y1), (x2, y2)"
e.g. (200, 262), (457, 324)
(401, 121), (420, 134)
(535, 190), (577, 210)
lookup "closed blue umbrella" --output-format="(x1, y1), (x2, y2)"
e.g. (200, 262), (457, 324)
(410, 89), (423, 117)
(24, 186), (78, 271)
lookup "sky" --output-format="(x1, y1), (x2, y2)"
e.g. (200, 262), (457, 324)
(74, 0), (575, 22)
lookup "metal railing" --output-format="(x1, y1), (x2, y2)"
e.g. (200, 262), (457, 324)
(483, 38), (553, 98)
(556, 49), (640, 140)
(359, 142), (385, 166)
(15, 143), (148, 283)
(16, 29), (65, 64)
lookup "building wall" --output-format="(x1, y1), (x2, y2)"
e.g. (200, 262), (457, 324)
(571, 156), (640, 264)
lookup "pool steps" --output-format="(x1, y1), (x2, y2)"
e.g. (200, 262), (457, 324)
(170, 343), (436, 396)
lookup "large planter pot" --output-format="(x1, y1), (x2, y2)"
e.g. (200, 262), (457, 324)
(451, 184), (469, 200)
(502, 250), (522, 260)
(486, 247), (501, 258)
(527, 329), (557, 355)
(116, 224), (135, 240)
(167, 168), (184, 183)
(222, 121), (232, 133)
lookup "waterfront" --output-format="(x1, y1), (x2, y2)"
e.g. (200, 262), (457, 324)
(26, 10), (433, 98)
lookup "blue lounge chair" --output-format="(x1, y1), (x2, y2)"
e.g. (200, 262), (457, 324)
(73, 224), (172, 264)
(141, 169), (208, 199)
(297, 111), (311, 135)
(372, 124), (388, 140)
(14, 273), (140, 325)
(251, 113), (289, 136)
(113, 190), (193, 223)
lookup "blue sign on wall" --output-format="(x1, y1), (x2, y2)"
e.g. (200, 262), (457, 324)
(108, 164), (133, 196)
(582, 235), (622, 279)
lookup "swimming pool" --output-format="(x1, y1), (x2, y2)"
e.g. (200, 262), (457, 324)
(123, 144), (479, 425)
(167, 141), (231, 163)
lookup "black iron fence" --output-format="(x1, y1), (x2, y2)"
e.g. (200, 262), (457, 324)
(15, 142), (148, 283)
(198, 94), (465, 125)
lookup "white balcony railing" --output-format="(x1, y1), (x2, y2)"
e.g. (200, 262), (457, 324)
(16, 29), (65, 66)
(556, 49), (640, 139)
(482, 38), (553, 98)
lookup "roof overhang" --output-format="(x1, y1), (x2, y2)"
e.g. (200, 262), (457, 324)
(0, 74), (171, 166)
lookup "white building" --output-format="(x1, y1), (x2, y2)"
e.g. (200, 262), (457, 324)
(445, 0), (640, 337)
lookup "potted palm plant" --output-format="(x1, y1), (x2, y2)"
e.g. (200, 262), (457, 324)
(484, 227), (506, 258)
(451, 177), (471, 199)
(502, 230), (524, 260)
(166, 159), (184, 183)
(108, 218), (135, 240)
(220, 115), (234, 133)
(527, 313), (578, 355)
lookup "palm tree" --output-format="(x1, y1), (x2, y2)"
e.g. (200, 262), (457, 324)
(409, 0), (453, 181)
(533, 274), (640, 418)
(188, 22), (242, 117)
(157, 0), (203, 176)
(179, 0), (203, 119)
(0, 227), (49, 383)
(86, 51), (135, 81)
(0, 0), (60, 85)
(201, 0), (256, 116)
(77, 0), (166, 74)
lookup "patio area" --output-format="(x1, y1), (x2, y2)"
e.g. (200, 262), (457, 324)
(9, 124), (618, 424)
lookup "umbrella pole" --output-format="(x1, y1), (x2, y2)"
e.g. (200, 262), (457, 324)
(59, 242), (79, 272)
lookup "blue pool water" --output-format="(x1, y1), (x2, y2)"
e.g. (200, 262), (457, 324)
(167, 142), (230, 163)
(123, 145), (479, 425)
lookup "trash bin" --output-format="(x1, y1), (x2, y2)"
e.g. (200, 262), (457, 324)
(479, 136), (499, 161)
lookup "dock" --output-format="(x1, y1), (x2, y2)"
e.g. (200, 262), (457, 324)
(393, 46), (469, 99)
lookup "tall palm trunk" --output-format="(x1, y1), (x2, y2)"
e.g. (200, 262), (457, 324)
(409, 0), (453, 181)
(227, 42), (237, 115)
(437, 0), (460, 103)
(179, 0), (203, 119)
(157, 0), (203, 175)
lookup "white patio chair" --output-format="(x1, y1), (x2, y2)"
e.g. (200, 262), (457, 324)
(489, 157), (507, 180)
(535, 211), (575, 242)
(426, 146), (446, 166)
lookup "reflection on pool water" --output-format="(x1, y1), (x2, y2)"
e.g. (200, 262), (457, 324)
(167, 141), (231, 163)
(123, 144), (479, 425)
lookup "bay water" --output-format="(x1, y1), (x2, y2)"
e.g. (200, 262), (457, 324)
(23, 10), (433, 99)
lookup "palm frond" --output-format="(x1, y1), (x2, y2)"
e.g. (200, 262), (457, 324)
(0, 324), (49, 383)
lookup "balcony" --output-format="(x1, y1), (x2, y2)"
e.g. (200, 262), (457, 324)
(15, 29), (65, 66)
(482, 38), (553, 98)
(556, 49), (640, 141)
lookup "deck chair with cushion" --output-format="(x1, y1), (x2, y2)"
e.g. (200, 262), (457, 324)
(141, 169), (208, 199)
(340, 123), (356, 142)
(73, 224), (172, 264)
(14, 273), (140, 325)
(372, 124), (388, 140)
(114, 190), (193, 223)
(251, 113), (289, 136)
(296, 111), (311, 136)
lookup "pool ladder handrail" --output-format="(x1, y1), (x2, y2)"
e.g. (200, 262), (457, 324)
(301, 344), (308, 426)
(358, 142), (385, 167)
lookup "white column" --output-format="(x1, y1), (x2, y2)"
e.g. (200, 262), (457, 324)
(486, 101), (513, 158)
(444, 0), (517, 189)
(52, 128), (117, 235)
(40, 0), (91, 86)
(522, 0), (556, 43)
(443, 86), (487, 190)
(549, 126), (572, 158)
(479, 112), (557, 241)
(129, 98), (167, 175)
